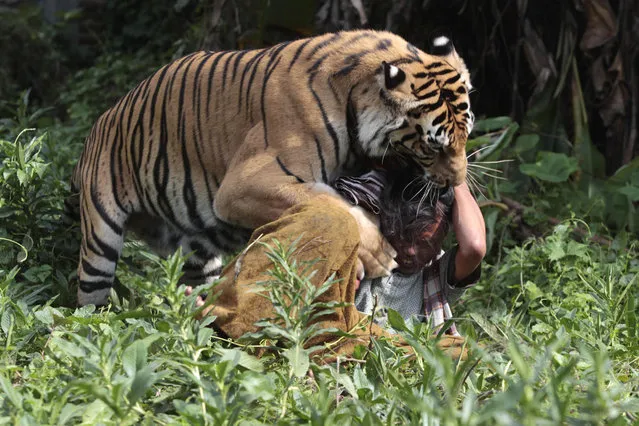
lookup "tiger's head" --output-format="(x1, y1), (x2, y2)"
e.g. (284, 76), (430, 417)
(355, 34), (473, 187)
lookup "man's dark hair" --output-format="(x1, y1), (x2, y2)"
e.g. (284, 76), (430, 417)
(379, 165), (454, 269)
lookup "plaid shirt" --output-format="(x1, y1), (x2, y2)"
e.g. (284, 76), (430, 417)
(354, 248), (480, 335)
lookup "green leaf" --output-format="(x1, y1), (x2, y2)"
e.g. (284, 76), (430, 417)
(608, 157), (639, 184)
(547, 241), (566, 261)
(514, 134), (539, 153)
(57, 403), (83, 425)
(283, 344), (310, 378)
(122, 340), (147, 378)
(0, 207), (20, 219)
(23, 265), (52, 282)
(218, 348), (264, 373)
(519, 151), (579, 183)
(196, 327), (213, 347)
(565, 241), (589, 260)
(524, 281), (543, 300)
(617, 185), (639, 202)
(238, 371), (275, 401)
(0, 374), (22, 409)
(507, 338), (531, 380)
(128, 366), (156, 406)
(16, 169), (27, 185)
(471, 116), (513, 133)
(17, 141), (25, 169)
(34, 307), (54, 325)
(465, 135), (492, 152)
(386, 308), (407, 332)
(479, 122), (520, 161)
(52, 336), (86, 358)
(21, 234), (33, 252)
(1, 309), (12, 335)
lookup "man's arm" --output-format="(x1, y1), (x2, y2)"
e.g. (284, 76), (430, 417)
(451, 182), (486, 282)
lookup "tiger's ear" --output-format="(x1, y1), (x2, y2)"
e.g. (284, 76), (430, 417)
(382, 61), (406, 90)
(425, 31), (472, 89)
(426, 31), (455, 56)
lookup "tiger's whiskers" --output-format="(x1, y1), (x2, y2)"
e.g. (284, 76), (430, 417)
(381, 141), (391, 164)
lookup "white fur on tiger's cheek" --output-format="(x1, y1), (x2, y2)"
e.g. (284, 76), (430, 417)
(433, 36), (450, 47)
(441, 132), (452, 147)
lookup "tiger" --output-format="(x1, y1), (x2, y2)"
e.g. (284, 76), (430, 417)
(69, 29), (474, 306)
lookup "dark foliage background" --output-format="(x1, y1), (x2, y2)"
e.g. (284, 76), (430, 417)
(2, 0), (637, 171)
(0, 1), (638, 423)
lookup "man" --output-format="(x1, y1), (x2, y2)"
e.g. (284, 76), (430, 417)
(189, 166), (485, 359)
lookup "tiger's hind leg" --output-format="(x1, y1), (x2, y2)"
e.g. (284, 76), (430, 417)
(179, 222), (252, 286)
(128, 214), (251, 287)
(76, 196), (129, 306)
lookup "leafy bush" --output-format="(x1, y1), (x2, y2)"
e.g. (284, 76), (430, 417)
(0, 127), (78, 307)
(1, 218), (638, 424)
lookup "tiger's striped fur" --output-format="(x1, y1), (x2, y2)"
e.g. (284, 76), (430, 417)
(71, 30), (473, 306)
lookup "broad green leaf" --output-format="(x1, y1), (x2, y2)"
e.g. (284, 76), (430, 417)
(20, 234), (33, 252)
(524, 281), (543, 300)
(196, 327), (213, 346)
(1, 309), (12, 335)
(507, 338), (531, 380)
(566, 241), (589, 260)
(52, 336), (86, 358)
(608, 157), (639, 184)
(34, 307), (54, 326)
(519, 151), (579, 182)
(531, 323), (554, 335)
(16, 169), (27, 185)
(469, 313), (508, 345)
(617, 185), (639, 202)
(352, 366), (373, 391)
(283, 344), (310, 378)
(386, 308), (407, 332)
(16, 247), (28, 263)
(57, 403), (84, 425)
(23, 265), (52, 282)
(465, 135), (492, 152)
(515, 134), (539, 153)
(238, 371), (275, 401)
(0, 374), (22, 408)
(80, 399), (111, 424)
(480, 122), (520, 161)
(0, 207), (20, 219)
(547, 241), (566, 261)
(128, 366), (156, 405)
(218, 348), (264, 373)
(471, 116), (513, 133)
(123, 340), (148, 378)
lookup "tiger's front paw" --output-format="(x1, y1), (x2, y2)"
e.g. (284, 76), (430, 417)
(349, 205), (398, 278)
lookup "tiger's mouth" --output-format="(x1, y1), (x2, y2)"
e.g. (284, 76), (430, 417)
(386, 138), (465, 188)
(389, 147), (445, 186)
(422, 169), (450, 188)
